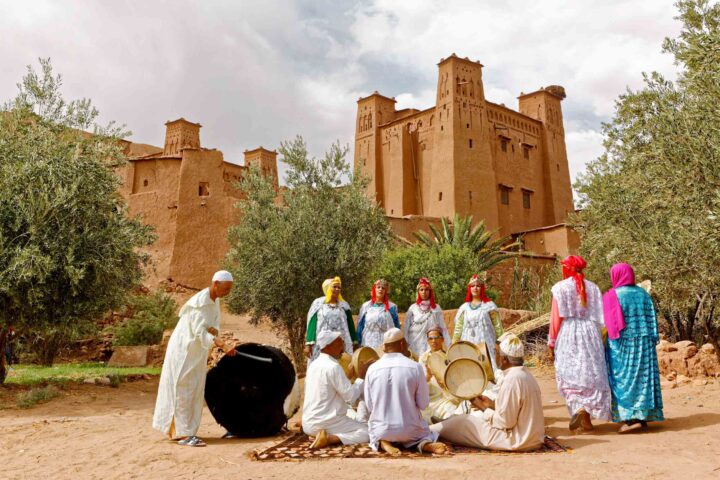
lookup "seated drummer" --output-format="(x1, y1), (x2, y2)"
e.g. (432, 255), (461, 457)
(430, 334), (545, 451)
(419, 326), (462, 422)
(302, 331), (371, 449)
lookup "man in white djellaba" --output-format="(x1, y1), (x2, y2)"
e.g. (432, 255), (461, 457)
(152, 270), (237, 447)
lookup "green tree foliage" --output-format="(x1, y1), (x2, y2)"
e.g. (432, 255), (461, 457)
(113, 290), (179, 346)
(375, 216), (514, 311)
(225, 136), (392, 370)
(0, 59), (155, 380)
(573, 0), (720, 356)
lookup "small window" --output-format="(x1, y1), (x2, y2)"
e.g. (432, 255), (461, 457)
(441, 125), (444, 131)
(466, 123), (470, 128)
(523, 146), (530, 159)
(363, 158), (366, 166)
(438, 192), (443, 201)
(500, 187), (510, 205)
(469, 190), (472, 201)
(469, 139), (473, 148)
(522, 190), (532, 209)
(199, 182), (210, 197)
(500, 139), (508, 152)
(556, 163), (560, 172)
(143, 179), (148, 187)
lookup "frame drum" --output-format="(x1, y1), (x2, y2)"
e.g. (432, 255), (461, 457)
(444, 358), (488, 400)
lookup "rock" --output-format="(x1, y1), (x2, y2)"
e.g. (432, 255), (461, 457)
(161, 329), (173, 348)
(674, 340), (695, 350)
(701, 343), (715, 355)
(108, 346), (149, 367)
(657, 340), (673, 352)
(688, 352), (720, 377)
(83, 378), (97, 385)
(681, 345), (699, 359)
(665, 372), (676, 381)
(693, 379), (708, 387)
(95, 377), (111, 385)
(676, 374), (691, 385)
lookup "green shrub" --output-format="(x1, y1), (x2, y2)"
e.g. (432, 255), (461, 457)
(113, 290), (178, 346)
(16, 385), (60, 409)
(374, 244), (499, 312)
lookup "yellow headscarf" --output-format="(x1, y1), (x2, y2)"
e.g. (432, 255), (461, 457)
(324, 276), (345, 303)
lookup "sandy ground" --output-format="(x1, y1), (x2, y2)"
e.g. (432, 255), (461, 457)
(2, 312), (720, 480)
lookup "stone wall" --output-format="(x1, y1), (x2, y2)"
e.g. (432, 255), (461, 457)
(657, 340), (720, 379)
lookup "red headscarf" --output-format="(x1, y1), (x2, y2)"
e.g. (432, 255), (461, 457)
(465, 274), (491, 303)
(371, 279), (390, 311)
(416, 277), (437, 309)
(561, 255), (588, 307)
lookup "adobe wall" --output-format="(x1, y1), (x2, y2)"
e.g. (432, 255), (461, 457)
(169, 149), (239, 288)
(119, 158), (182, 281)
(520, 225), (580, 257)
(387, 215), (443, 241)
(488, 253), (557, 305)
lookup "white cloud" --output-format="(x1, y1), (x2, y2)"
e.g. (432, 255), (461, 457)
(0, 0), (683, 184)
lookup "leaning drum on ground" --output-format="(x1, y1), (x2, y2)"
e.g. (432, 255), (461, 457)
(351, 346), (380, 375)
(444, 358), (488, 400)
(427, 350), (448, 383)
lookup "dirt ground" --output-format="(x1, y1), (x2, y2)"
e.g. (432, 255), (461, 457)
(2, 311), (720, 480)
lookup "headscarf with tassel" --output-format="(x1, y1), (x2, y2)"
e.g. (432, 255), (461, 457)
(324, 276), (345, 304)
(465, 274), (491, 303)
(561, 255), (588, 307)
(415, 277), (437, 310)
(371, 278), (390, 311)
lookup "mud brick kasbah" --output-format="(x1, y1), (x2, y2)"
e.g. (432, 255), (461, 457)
(117, 54), (579, 293)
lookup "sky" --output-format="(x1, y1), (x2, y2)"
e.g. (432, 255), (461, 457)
(0, 0), (682, 185)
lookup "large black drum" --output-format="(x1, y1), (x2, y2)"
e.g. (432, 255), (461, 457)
(205, 343), (295, 437)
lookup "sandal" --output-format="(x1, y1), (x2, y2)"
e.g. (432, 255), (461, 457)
(178, 436), (206, 447)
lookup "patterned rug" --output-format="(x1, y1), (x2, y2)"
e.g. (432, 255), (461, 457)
(251, 433), (570, 461)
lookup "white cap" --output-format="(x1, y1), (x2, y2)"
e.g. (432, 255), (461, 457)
(499, 333), (524, 358)
(383, 327), (404, 344)
(317, 331), (343, 350)
(212, 270), (234, 282)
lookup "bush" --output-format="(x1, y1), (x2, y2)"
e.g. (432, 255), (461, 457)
(113, 291), (178, 346)
(374, 244), (499, 312)
(16, 385), (60, 409)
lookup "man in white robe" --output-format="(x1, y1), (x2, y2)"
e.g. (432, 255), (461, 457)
(302, 331), (371, 448)
(430, 333), (545, 451)
(364, 328), (447, 455)
(152, 270), (237, 447)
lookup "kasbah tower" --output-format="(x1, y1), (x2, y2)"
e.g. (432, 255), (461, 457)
(354, 53), (577, 252)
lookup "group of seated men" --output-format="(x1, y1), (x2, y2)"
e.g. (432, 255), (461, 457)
(301, 327), (545, 454)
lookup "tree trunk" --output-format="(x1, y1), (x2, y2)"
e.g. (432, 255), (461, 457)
(701, 303), (720, 363)
(285, 319), (307, 376)
(38, 335), (60, 366)
(0, 328), (8, 384)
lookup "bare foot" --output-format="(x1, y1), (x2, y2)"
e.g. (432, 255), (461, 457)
(618, 422), (643, 434)
(380, 440), (400, 456)
(579, 410), (593, 431)
(309, 429), (328, 449)
(422, 442), (448, 454)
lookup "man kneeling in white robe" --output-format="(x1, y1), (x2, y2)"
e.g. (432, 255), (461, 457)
(302, 331), (370, 448)
(430, 333), (545, 451)
(152, 271), (237, 447)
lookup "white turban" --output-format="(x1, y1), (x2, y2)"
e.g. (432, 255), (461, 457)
(212, 270), (234, 282)
(383, 327), (404, 344)
(499, 333), (524, 358)
(317, 330), (343, 350)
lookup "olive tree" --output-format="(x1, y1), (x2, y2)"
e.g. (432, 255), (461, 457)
(573, 0), (720, 358)
(0, 59), (155, 380)
(225, 136), (392, 371)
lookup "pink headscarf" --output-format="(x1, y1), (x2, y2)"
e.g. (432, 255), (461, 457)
(602, 263), (635, 340)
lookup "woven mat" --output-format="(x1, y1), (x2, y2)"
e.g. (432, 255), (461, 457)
(251, 433), (570, 461)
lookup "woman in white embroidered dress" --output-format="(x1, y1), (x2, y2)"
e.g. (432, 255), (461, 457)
(357, 279), (400, 349)
(452, 274), (504, 371)
(403, 278), (450, 358)
(304, 277), (357, 364)
(549, 255), (611, 431)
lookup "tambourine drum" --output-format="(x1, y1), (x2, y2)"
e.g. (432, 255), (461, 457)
(448, 340), (495, 384)
(352, 346), (380, 376)
(338, 352), (354, 379)
(426, 351), (448, 383)
(205, 343), (295, 437)
(444, 358), (488, 400)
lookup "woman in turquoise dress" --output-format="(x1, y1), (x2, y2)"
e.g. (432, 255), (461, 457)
(603, 263), (664, 433)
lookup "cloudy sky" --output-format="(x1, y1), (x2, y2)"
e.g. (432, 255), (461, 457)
(1, 0), (682, 184)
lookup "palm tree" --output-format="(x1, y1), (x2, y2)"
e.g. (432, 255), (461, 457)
(413, 214), (518, 272)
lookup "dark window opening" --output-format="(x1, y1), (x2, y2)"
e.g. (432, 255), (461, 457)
(500, 139), (508, 152)
(469, 139), (473, 148)
(441, 125), (444, 131)
(438, 192), (443, 201)
(469, 190), (473, 202)
(143, 179), (148, 187)
(523, 146), (530, 159)
(556, 163), (560, 172)
(523, 191), (531, 209)
(466, 123), (470, 128)
(199, 182), (210, 197)
(500, 187), (510, 205)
